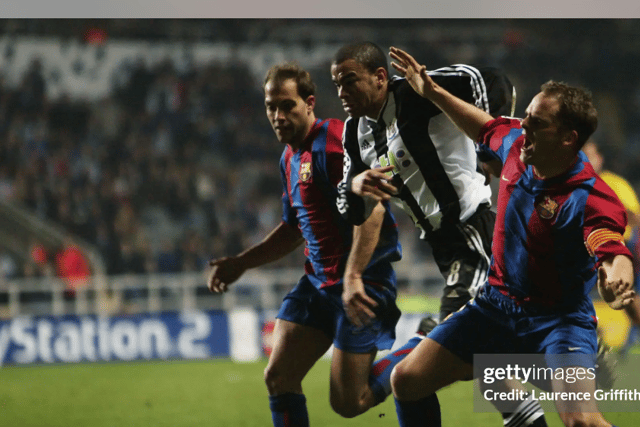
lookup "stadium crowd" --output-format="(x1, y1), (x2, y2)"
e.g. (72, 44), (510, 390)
(1, 19), (640, 284)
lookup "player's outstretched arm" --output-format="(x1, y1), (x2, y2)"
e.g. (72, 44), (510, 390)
(389, 46), (493, 142)
(342, 202), (385, 327)
(207, 221), (304, 293)
(597, 254), (636, 310)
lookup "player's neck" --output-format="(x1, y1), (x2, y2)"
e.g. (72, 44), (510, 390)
(289, 116), (317, 151)
(532, 155), (579, 180)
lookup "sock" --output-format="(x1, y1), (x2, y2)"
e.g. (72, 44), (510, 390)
(369, 336), (424, 404)
(269, 393), (309, 427)
(502, 393), (547, 427)
(395, 394), (441, 427)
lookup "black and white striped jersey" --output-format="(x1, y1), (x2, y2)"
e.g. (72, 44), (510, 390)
(337, 65), (514, 239)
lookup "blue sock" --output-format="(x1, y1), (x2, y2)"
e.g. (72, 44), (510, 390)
(369, 336), (423, 404)
(268, 393), (309, 427)
(395, 394), (441, 427)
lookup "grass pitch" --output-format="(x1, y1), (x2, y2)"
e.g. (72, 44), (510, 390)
(2, 356), (640, 426)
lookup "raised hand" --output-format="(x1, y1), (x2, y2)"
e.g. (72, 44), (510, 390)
(389, 46), (436, 98)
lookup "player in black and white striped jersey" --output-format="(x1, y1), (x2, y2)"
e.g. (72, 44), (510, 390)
(332, 41), (546, 427)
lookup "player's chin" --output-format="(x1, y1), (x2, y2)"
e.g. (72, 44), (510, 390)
(343, 105), (361, 117)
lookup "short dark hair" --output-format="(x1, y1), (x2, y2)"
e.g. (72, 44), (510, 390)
(540, 80), (598, 148)
(263, 62), (316, 100)
(332, 41), (388, 76)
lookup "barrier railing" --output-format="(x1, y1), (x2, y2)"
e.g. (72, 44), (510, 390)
(0, 262), (440, 319)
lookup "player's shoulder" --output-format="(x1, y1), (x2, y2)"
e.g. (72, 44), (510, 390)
(323, 117), (345, 138)
(313, 118), (344, 153)
(480, 116), (522, 138)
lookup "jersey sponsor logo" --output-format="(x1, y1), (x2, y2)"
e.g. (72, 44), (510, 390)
(360, 139), (372, 150)
(299, 162), (312, 182)
(536, 196), (559, 219)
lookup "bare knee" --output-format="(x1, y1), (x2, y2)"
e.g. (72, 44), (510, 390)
(264, 363), (300, 395)
(391, 363), (421, 401)
(329, 387), (373, 418)
(330, 397), (361, 419)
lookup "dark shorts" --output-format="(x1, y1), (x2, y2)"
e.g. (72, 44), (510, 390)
(428, 203), (495, 321)
(277, 275), (401, 353)
(429, 285), (598, 369)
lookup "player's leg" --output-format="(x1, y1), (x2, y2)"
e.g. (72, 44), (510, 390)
(390, 295), (501, 427)
(329, 348), (378, 417)
(551, 369), (612, 427)
(434, 207), (548, 427)
(328, 318), (435, 418)
(431, 204), (494, 322)
(391, 336), (471, 427)
(265, 318), (333, 427)
(265, 276), (334, 427)
(326, 281), (415, 417)
(366, 317), (436, 405)
(540, 308), (610, 427)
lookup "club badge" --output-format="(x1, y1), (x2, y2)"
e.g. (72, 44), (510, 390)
(299, 162), (311, 182)
(536, 196), (558, 219)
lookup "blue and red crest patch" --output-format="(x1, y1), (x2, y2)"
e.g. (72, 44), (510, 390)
(299, 162), (311, 182)
(536, 196), (558, 219)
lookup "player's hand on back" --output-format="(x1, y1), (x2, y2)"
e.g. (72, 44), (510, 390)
(208, 256), (246, 293)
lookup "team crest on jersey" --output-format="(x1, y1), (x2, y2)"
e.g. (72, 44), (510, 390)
(536, 196), (558, 219)
(299, 162), (312, 182)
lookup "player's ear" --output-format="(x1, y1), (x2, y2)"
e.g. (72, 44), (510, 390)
(374, 67), (388, 89)
(305, 95), (316, 113)
(563, 129), (579, 150)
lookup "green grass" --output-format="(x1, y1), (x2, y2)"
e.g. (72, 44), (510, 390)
(2, 358), (640, 426)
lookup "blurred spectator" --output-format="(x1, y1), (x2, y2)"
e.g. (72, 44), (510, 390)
(0, 250), (18, 281)
(54, 236), (91, 295)
(0, 21), (638, 281)
(156, 240), (182, 273)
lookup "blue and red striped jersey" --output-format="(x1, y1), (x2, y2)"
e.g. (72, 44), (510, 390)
(280, 118), (401, 290)
(477, 117), (632, 310)
(628, 227), (640, 290)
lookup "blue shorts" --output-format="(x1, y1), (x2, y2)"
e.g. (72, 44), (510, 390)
(277, 275), (401, 353)
(429, 285), (598, 369)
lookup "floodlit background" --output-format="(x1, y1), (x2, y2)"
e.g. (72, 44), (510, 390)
(0, 19), (639, 426)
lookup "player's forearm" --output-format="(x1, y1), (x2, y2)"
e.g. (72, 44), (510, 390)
(426, 83), (494, 142)
(344, 202), (385, 279)
(236, 222), (304, 269)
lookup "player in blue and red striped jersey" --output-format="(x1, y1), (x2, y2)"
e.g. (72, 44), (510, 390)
(207, 63), (420, 426)
(359, 47), (636, 427)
